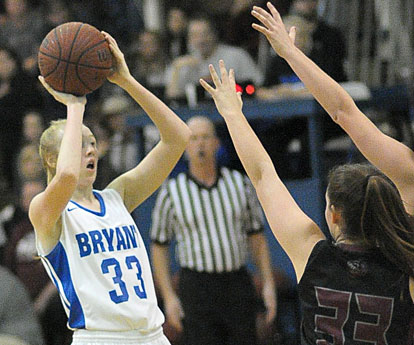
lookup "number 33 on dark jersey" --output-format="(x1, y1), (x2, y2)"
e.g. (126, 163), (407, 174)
(298, 240), (414, 344)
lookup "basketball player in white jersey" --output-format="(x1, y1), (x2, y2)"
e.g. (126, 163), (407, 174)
(29, 32), (191, 345)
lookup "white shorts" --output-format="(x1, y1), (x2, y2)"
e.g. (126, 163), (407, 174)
(71, 327), (171, 345)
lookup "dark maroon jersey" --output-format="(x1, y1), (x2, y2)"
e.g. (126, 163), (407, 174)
(298, 240), (414, 345)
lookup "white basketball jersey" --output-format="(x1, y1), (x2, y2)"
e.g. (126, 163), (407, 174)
(37, 189), (165, 331)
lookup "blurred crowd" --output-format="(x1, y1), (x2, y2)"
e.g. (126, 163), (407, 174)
(0, 0), (350, 344)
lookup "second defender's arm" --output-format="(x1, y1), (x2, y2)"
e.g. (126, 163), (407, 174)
(251, 3), (414, 212)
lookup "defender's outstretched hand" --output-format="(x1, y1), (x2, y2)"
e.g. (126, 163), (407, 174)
(251, 2), (297, 59)
(38, 76), (86, 106)
(199, 60), (243, 118)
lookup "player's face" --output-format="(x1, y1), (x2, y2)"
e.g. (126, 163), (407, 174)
(188, 20), (217, 58)
(79, 126), (98, 186)
(186, 118), (219, 164)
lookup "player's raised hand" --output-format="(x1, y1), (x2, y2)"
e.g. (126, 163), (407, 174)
(199, 60), (243, 118)
(251, 2), (297, 59)
(102, 31), (132, 85)
(38, 76), (86, 106)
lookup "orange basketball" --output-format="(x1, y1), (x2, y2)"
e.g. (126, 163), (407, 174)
(38, 22), (113, 96)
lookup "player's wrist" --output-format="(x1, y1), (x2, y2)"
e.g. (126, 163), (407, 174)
(67, 99), (86, 109)
(281, 45), (301, 62)
(220, 109), (244, 120)
(115, 73), (135, 88)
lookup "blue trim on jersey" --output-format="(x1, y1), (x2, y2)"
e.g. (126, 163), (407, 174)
(42, 257), (71, 310)
(68, 191), (106, 217)
(45, 242), (86, 329)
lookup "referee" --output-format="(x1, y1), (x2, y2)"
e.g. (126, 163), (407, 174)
(150, 116), (276, 345)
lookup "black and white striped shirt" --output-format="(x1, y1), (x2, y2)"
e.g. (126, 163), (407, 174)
(150, 167), (264, 273)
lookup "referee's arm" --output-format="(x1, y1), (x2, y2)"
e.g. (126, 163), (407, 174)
(150, 185), (183, 331)
(249, 233), (277, 324)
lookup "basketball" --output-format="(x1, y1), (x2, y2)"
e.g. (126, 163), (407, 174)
(38, 22), (113, 96)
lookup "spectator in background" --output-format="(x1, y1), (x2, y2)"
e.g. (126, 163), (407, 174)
(166, 0), (256, 43)
(257, 0), (347, 97)
(21, 111), (44, 147)
(1, 180), (40, 264)
(3, 181), (45, 292)
(252, 0), (349, 179)
(3, 180), (46, 296)
(62, 0), (99, 29)
(151, 116), (276, 345)
(42, 0), (72, 34)
(0, 0), (45, 75)
(0, 182), (16, 265)
(220, 0), (266, 60)
(13, 112), (46, 192)
(15, 144), (45, 186)
(60, 0), (144, 47)
(15, 111), (45, 187)
(96, 0), (144, 49)
(166, 7), (189, 61)
(163, 0), (292, 60)
(0, 44), (42, 190)
(0, 265), (45, 345)
(166, 15), (263, 105)
(2, 180), (71, 345)
(100, 93), (141, 175)
(129, 30), (169, 101)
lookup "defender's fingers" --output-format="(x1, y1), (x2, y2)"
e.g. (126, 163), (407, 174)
(199, 78), (215, 95)
(219, 60), (229, 83)
(229, 68), (236, 86)
(209, 64), (221, 87)
(267, 2), (283, 22)
(251, 8), (274, 29)
(252, 23), (270, 36)
(252, 5), (276, 24)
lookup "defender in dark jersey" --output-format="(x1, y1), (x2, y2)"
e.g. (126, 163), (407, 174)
(299, 240), (413, 344)
(247, 3), (414, 342)
(199, 57), (414, 344)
